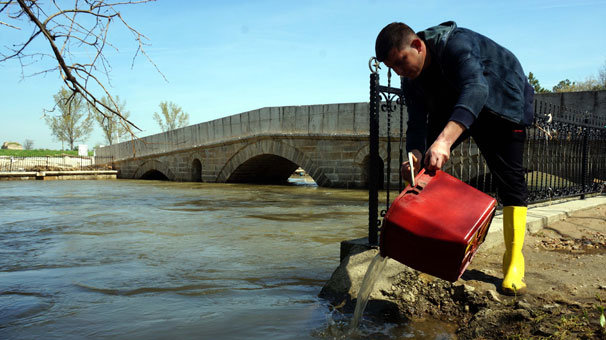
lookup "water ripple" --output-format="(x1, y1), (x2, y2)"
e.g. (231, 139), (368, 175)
(73, 283), (222, 296)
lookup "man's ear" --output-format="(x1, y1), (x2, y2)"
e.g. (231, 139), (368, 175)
(410, 38), (423, 52)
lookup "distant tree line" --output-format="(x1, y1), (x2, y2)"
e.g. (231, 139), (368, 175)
(44, 88), (189, 150)
(528, 60), (606, 93)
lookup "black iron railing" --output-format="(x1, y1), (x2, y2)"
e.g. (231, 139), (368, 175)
(367, 60), (606, 245)
(527, 102), (606, 202)
(0, 156), (114, 172)
(368, 58), (406, 245)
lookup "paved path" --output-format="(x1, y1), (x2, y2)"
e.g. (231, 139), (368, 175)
(483, 194), (606, 249)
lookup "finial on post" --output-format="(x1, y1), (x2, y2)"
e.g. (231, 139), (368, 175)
(368, 57), (381, 74)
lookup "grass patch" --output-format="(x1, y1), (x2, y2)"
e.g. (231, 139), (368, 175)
(0, 149), (94, 157)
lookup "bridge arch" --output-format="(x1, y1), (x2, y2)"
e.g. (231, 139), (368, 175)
(191, 158), (202, 182)
(354, 145), (391, 189)
(353, 144), (390, 166)
(133, 159), (176, 181)
(216, 140), (331, 186)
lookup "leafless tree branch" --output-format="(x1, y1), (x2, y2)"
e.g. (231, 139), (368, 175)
(0, 19), (19, 28)
(2, 0), (162, 137)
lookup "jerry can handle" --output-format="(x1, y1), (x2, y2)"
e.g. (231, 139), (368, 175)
(407, 152), (436, 190)
(404, 167), (436, 194)
(407, 152), (416, 187)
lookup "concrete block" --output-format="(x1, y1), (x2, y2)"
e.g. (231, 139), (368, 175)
(338, 103), (355, 133)
(338, 167), (357, 174)
(341, 151), (357, 159)
(315, 175), (330, 187)
(388, 109), (405, 136)
(301, 159), (314, 172)
(249, 109), (261, 134)
(185, 126), (195, 146)
(260, 139), (272, 154)
(354, 102), (370, 134)
(223, 117), (231, 138)
(234, 150), (246, 166)
(284, 145), (296, 160)
(240, 111), (250, 135)
(269, 107), (281, 132)
(308, 166), (322, 178)
(208, 120), (216, 141)
(325, 104), (339, 133)
(282, 106), (296, 132)
(377, 108), (403, 137)
(295, 106), (309, 133)
(231, 114), (242, 136)
(292, 152), (304, 166)
(267, 140), (279, 155)
(199, 123), (209, 143)
(309, 105), (324, 134)
(259, 107), (271, 133)
(189, 125), (199, 146)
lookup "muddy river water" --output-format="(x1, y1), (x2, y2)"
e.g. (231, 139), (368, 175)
(0, 179), (453, 339)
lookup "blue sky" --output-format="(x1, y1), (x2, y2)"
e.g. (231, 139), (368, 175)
(1, 0), (605, 149)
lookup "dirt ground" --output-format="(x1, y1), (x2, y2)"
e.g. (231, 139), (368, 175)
(319, 203), (606, 338)
(454, 203), (606, 339)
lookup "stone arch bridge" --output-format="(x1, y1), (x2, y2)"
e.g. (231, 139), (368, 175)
(96, 103), (407, 188)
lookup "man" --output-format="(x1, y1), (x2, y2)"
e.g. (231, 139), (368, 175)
(375, 21), (534, 295)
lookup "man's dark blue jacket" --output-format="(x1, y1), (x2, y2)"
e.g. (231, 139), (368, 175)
(404, 21), (534, 153)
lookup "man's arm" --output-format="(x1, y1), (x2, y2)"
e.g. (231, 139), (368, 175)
(425, 32), (488, 171)
(424, 120), (466, 171)
(402, 79), (428, 154)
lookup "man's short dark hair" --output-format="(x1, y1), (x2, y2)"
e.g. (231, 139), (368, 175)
(375, 22), (416, 62)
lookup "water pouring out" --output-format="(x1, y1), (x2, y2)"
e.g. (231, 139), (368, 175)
(349, 253), (389, 330)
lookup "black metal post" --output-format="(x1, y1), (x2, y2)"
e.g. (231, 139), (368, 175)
(385, 96), (391, 213)
(581, 117), (589, 199)
(399, 76), (405, 192)
(369, 72), (380, 245)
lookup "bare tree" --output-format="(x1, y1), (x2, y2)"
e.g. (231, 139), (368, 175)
(1, 0), (163, 135)
(92, 95), (130, 145)
(23, 139), (34, 150)
(46, 88), (93, 150)
(153, 101), (190, 132)
(599, 60), (606, 88)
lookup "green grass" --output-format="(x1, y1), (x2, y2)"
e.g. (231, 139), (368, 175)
(0, 149), (94, 157)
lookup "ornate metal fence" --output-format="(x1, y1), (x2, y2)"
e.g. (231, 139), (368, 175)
(0, 156), (114, 172)
(367, 59), (606, 245)
(527, 102), (606, 201)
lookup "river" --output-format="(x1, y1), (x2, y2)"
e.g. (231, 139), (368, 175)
(0, 179), (453, 339)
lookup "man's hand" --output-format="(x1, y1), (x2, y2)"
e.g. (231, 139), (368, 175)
(425, 140), (451, 171)
(424, 120), (466, 171)
(401, 149), (422, 183)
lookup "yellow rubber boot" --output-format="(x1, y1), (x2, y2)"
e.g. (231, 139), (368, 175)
(501, 206), (527, 295)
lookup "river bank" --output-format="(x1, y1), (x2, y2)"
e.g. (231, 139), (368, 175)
(0, 170), (117, 180)
(321, 203), (606, 339)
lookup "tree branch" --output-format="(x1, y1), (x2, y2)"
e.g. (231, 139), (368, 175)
(14, 0), (142, 131)
(0, 19), (19, 28)
(0, 29), (40, 62)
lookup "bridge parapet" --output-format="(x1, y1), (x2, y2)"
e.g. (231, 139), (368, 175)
(97, 102), (405, 161)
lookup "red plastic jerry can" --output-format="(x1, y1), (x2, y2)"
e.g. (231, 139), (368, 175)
(379, 169), (497, 282)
